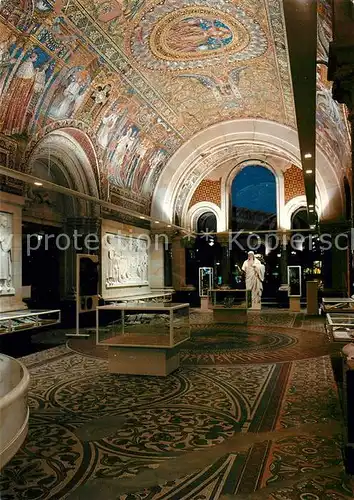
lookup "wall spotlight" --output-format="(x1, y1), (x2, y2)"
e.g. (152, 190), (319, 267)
(305, 169), (313, 174)
(304, 153), (312, 159)
(34, 181), (43, 186)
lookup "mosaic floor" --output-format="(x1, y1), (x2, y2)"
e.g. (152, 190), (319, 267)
(1, 313), (353, 499)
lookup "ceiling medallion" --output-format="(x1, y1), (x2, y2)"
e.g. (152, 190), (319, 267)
(130, 0), (268, 70)
(150, 7), (248, 61)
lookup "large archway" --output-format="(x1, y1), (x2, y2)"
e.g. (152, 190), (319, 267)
(151, 119), (343, 227)
(22, 128), (100, 306)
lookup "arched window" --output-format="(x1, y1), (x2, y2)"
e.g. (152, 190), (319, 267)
(231, 165), (277, 230)
(291, 208), (318, 230)
(197, 212), (217, 233)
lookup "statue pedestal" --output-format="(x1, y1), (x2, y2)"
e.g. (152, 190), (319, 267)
(251, 303), (261, 311)
(289, 297), (301, 312)
(213, 308), (247, 324)
(200, 296), (209, 311)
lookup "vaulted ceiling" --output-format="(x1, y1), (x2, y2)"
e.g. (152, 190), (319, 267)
(0, 0), (351, 219)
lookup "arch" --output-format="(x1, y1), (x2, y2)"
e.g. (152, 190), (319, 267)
(282, 195), (322, 230)
(151, 119), (343, 225)
(226, 159), (281, 230)
(27, 128), (100, 217)
(185, 202), (223, 232)
(291, 208), (310, 230)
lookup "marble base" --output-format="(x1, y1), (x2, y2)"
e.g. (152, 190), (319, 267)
(108, 345), (181, 376)
(200, 297), (209, 311)
(290, 297), (301, 312)
(213, 308), (248, 324)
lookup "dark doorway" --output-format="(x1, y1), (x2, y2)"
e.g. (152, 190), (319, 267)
(22, 222), (61, 308)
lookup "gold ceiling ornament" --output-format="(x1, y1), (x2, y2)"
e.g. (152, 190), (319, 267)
(149, 6), (250, 62)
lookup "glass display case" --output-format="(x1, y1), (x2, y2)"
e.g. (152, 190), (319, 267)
(96, 303), (190, 348)
(210, 289), (251, 309)
(287, 265), (302, 297)
(199, 267), (213, 297)
(0, 309), (61, 335)
(326, 314), (354, 342)
(96, 303), (190, 376)
(322, 298), (354, 314)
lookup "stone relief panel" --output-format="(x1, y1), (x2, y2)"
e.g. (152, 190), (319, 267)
(0, 211), (15, 296)
(104, 232), (149, 288)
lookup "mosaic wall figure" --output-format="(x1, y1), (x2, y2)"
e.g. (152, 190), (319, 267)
(0, 30), (17, 97)
(0, 48), (52, 136)
(165, 17), (233, 54)
(48, 67), (91, 120)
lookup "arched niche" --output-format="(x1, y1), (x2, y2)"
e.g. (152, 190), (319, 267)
(26, 128), (100, 221)
(186, 202), (222, 232)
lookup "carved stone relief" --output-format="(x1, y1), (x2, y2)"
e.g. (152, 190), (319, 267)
(104, 233), (149, 288)
(0, 211), (15, 296)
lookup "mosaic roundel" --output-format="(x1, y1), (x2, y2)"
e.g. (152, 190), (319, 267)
(130, 0), (268, 70)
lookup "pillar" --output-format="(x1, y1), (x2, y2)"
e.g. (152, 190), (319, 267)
(171, 234), (187, 291)
(149, 229), (168, 290)
(217, 232), (231, 286)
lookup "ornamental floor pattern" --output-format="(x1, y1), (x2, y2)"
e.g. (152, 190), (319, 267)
(1, 313), (353, 500)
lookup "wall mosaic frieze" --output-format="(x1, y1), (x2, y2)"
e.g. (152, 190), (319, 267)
(0, 0), (347, 215)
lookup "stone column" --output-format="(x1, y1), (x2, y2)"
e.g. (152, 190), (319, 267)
(217, 232), (231, 286)
(149, 228), (170, 290)
(171, 233), (187, 291)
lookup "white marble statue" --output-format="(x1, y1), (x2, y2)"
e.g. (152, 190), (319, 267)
(242, 251), (265, 309)
(0, 212), (14, 295)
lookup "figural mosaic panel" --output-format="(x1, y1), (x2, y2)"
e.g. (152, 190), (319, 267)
(0, 0), (350, 207)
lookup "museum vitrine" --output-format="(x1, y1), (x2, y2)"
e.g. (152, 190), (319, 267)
(209, 289), (252, 309)
(199, 267), (213, 297)
(287, 265), (302, 297)
(0, 309), (61, 335)
(96, 302), (190, 348)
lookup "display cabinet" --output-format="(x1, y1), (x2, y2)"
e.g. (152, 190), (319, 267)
(326, 314), (354, 342)
(322, 298), (354, 314)
(210, 289), (251, 308)
(199, 267), (213, 297)
(96, 303), (190, 376)
(0, 309), (61, 335)
(287, 266), (302, 296)
(209, 289), (251, 324)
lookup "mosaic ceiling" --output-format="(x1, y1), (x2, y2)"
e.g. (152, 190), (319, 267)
(0, 0), (350, 209)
